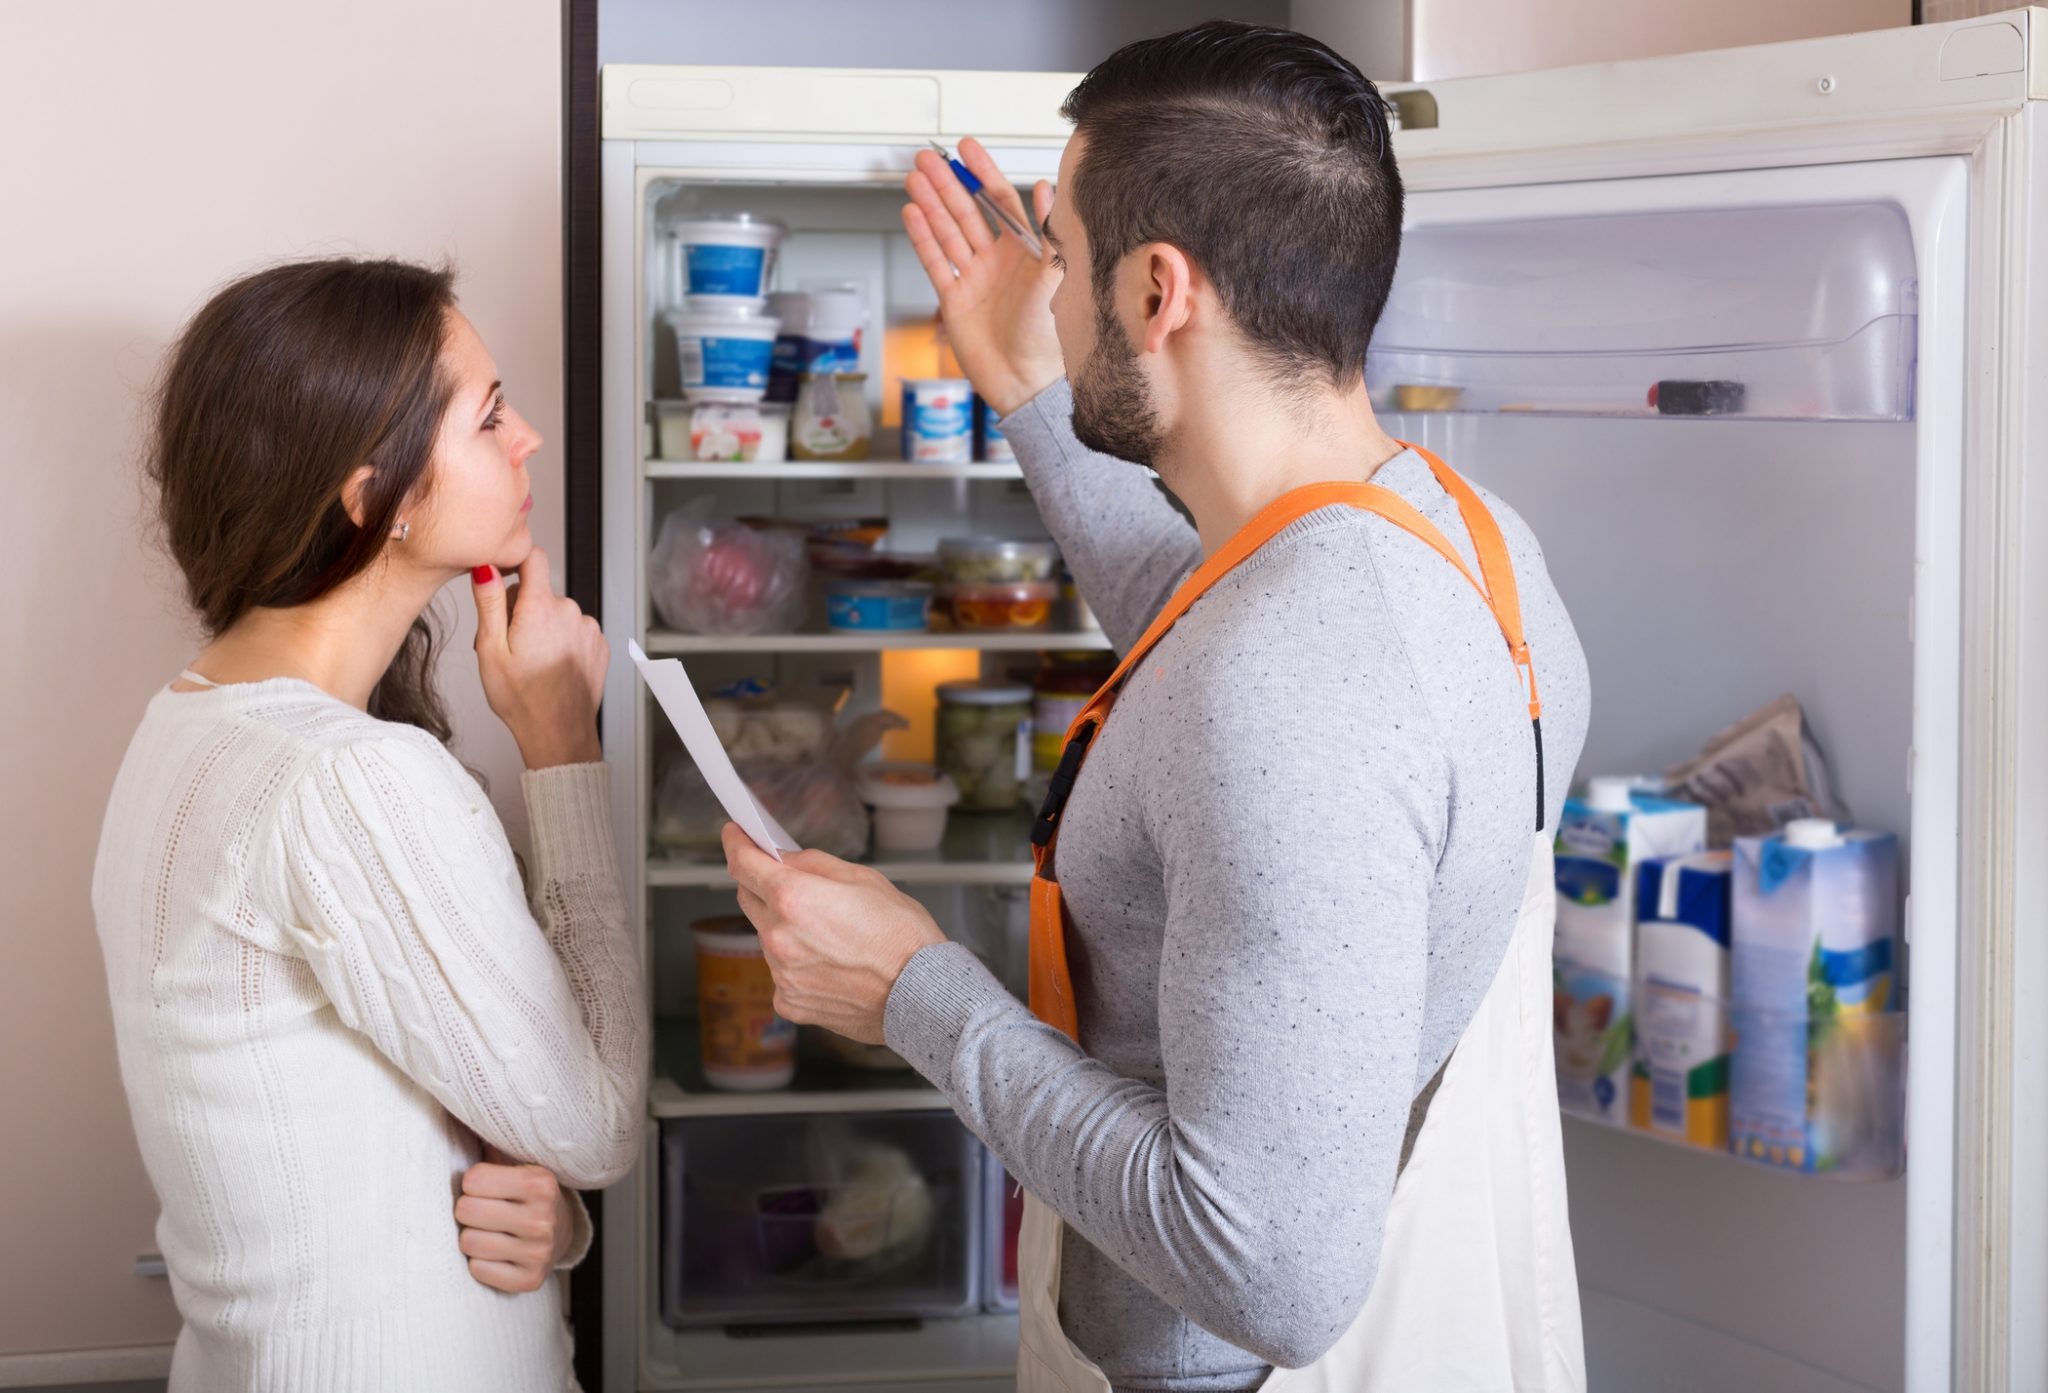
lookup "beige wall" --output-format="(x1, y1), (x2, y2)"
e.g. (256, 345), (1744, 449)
(0, 0), (562, 1361)
(1296, 0), (1911, 82)
(1407, 0), (1909, 81)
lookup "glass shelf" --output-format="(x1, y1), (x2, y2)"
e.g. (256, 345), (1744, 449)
(641, 628), (1109, 656)
(651, 1015), (942, 1119)
(649, 808), (1038, 889)
(647, 458), (1024, 482)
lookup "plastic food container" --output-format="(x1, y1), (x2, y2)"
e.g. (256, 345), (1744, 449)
(767, 289), (865, 403)
(826, 580), (932, 634)
(791, 371), (873, 461)
(901, 378), (974, 463)
(936, 683), (1033, 811)
(936, 537), (1060, 585)
(692, 916), (796, 1091)
(674, 214), (784, 308)
(652, 401), (790, 462)
(668, 307), (780, 404)
(939, 580), (1057, 632)
(660, 1110), (982, 1327)
(854, 762), (960, 853)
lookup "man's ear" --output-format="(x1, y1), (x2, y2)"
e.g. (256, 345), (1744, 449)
(338, 463), (377, 530)
(1138, 242), (1195, 355)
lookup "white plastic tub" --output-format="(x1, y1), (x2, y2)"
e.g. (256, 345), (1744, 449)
(667, 307), (780, 404)
(854, 763), (959, 854)
(674, 214), (784, 308)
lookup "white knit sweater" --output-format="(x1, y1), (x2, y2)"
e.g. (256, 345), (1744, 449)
(91, 676), (649, 1393)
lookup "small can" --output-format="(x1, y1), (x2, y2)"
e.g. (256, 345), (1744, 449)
(976, 396), (1015, 463)
(901, 378), (974, 463)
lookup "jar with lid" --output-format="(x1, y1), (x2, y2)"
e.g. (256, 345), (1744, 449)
(1031, 651), (1117, 774)
(935, 681), (1033, 812)
(790, 371), (872, 461)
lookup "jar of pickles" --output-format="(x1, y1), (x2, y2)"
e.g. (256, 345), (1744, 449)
(935, 681), (1033, 812)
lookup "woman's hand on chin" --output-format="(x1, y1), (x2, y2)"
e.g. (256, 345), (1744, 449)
(455, 1147), (578, 1293)
(471, 546), (607, 769)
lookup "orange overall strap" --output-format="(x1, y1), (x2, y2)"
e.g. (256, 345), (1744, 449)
(1026, 454), (1541, 1040)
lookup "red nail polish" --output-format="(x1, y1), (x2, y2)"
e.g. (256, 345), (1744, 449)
(472, 565), (495, 585)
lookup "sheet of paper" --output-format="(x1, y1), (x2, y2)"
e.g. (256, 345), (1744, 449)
(628, 639), (799, 860)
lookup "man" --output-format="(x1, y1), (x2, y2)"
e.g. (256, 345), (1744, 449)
(723, 21), (1591, 1392)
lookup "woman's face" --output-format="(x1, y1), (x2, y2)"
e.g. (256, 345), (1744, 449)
(410, 310), (542, 575)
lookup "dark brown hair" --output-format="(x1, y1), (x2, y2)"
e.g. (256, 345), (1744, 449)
(147, 257), (459, 740)
(1060, 21), (1404, 390)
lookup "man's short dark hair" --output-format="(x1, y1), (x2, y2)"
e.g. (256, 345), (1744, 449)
(1059, 21), (1403, 391)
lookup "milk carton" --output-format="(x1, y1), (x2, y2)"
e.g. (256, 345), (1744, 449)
(1730, 820), (1902, 1175)
(1630, 852), (1733, 1148)
(1553, 778), (1708, 1125)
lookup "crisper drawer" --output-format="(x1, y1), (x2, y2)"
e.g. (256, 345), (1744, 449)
(661, 1110), (982, 1327)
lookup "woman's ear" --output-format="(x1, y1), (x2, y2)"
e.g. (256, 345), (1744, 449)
(339, 463), (377, 530)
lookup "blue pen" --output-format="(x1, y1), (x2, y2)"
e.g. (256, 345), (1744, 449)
(928, 141), (1044, 259)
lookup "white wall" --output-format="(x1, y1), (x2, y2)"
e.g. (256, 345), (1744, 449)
(0, 0), (562, 1363)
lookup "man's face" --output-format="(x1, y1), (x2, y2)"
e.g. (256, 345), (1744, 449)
(1048, 135), (1165, 470)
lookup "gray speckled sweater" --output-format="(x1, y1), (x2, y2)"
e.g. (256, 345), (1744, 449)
(884, 379), (1591, 1391)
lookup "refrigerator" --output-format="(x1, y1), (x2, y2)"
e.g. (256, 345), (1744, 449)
(594, 10), (2048, 1392)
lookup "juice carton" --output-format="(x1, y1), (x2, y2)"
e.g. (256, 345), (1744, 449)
(1730, 819), (1902, 1175)
(1553, 778), (1708, 1125)
(1631, 852), (1733, 1148)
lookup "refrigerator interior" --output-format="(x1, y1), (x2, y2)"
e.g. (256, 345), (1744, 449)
(614, 146), (1965, 1392)
(1377, 153), (1967, 1393)
(631, 166), (1063, 1390)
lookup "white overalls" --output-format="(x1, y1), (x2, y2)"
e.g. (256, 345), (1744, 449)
(1017, 449), (1586, 1392)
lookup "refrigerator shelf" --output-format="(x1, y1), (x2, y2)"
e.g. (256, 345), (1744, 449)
(649, 1074), (944, 1120)
(651, 1014), (943, 1119)
(1367, 202), (1920, 423)
(641, 628), (1110, 656)
(647, 458), (1025, 482)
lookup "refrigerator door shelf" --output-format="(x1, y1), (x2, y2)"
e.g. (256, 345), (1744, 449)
(1369, 201), (1920, 422)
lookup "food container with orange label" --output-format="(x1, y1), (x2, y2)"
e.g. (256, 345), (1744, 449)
(692, 915), (796, 1091)
(937, 580), (1058, 632)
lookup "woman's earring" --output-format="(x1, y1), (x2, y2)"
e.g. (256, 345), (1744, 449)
(391, 520), (410, 542)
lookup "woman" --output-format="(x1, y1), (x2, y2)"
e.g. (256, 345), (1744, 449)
(91, 258), (648, 1392)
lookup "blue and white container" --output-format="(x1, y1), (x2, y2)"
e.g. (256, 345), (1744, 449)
(667, 307), (780, 404)
(673, 214), (784, 308)
(766, 289), (865, 404)
(1553, 777), (1708, 1127)
(976, 396), (1014, 463)
(826, 580), (933, 634)
(901, 379), (974, 463)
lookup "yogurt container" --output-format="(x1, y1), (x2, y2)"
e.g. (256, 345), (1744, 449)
(854, 762), (960, 854)
(976, 397), (1015, 462)
(765, 289), (865, 403)
(902, 378), (974, 463)
(826, 579), (933, 634)
(668, 307), (780, 404)
(674, 214), (784, 308)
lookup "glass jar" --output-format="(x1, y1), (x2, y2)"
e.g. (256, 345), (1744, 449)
(790, 371), (872, 461)
(1031, 651), (1117, 773)
(935, 681), (1033, 812)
